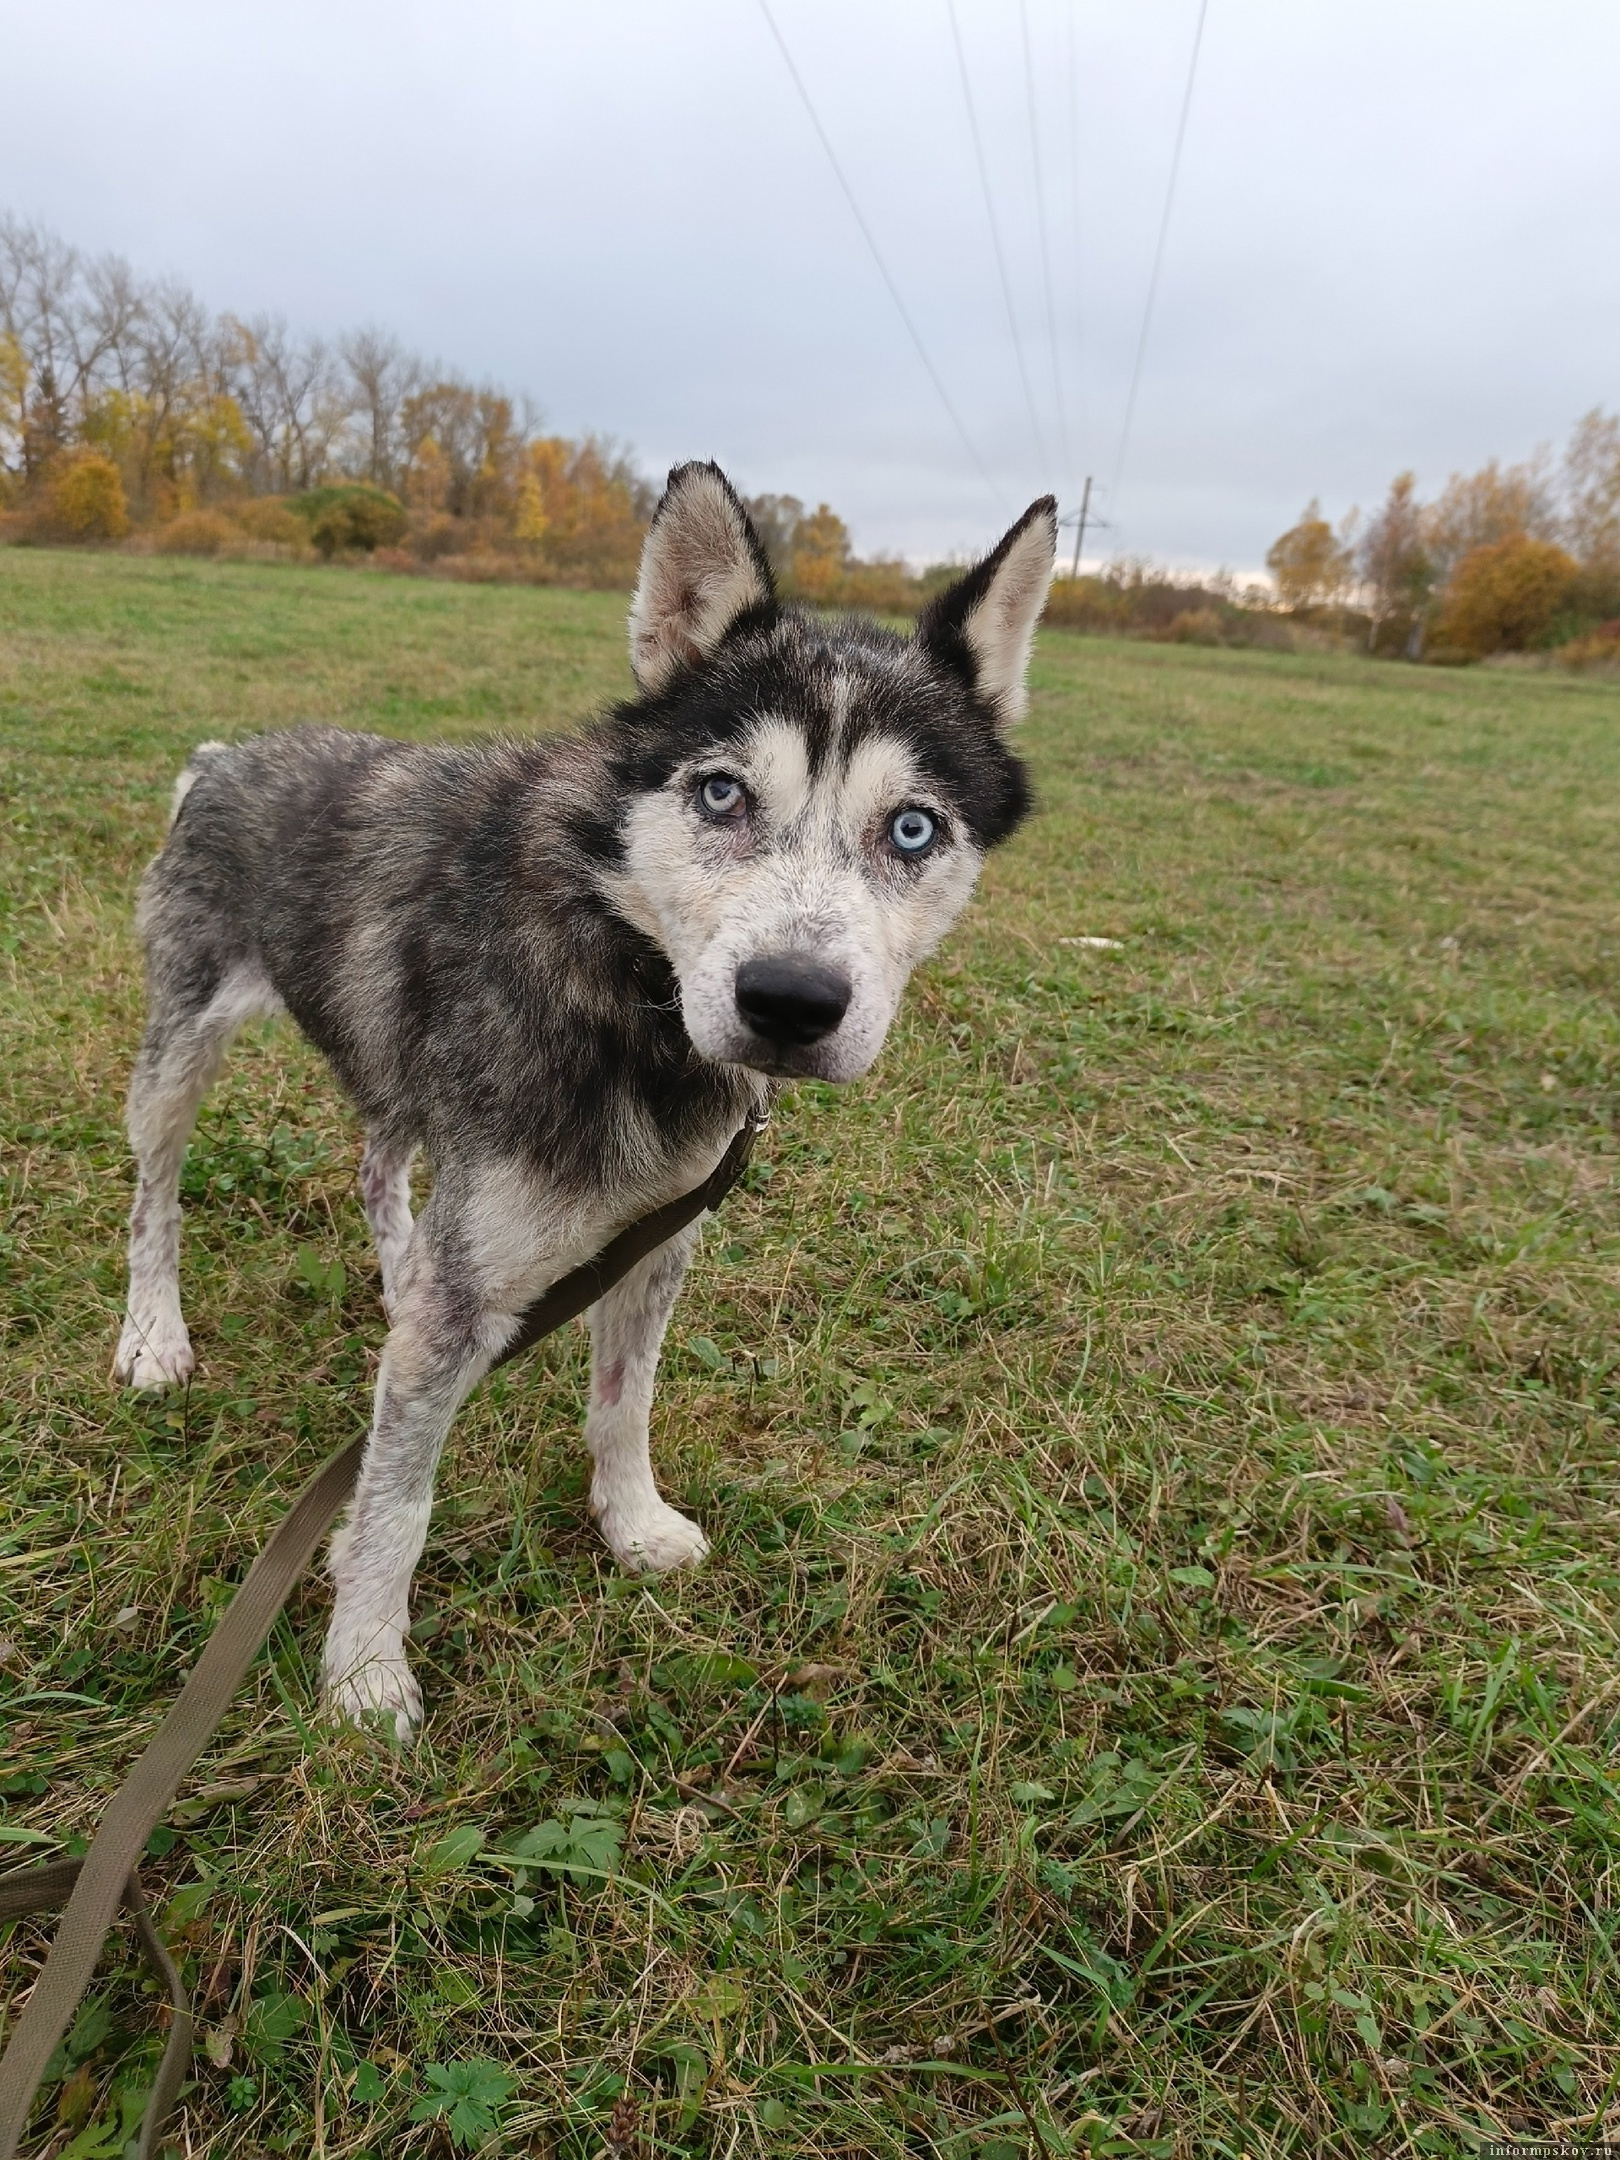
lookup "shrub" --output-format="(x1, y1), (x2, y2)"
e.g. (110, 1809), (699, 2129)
(1043, 576), (1130, 634)
(434, 548), (516, 584)
(836, 558), (924, 614)
(1163, 607), (1225, 646)
(1435, 534), (1580, 657)
(290, 484), (407, 557)
(48, 453), (129, 541)
(1558, 619), (1620, 673)
(154, 509), (238, 557)
(406, 512), (464, 563)
(232, 498), (310, 551)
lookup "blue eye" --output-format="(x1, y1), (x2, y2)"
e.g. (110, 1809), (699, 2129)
(698, 774), (746, 819)
(890, 807), (936, 854)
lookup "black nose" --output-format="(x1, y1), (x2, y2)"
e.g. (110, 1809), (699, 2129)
(735, 954), (852, 1047)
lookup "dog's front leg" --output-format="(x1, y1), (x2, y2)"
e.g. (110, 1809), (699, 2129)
(586, 1221), (710, 1573)
(323, 1306), (488, 1742)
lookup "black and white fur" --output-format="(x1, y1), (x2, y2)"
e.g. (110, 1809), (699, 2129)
(115, 464), (1055, 1738)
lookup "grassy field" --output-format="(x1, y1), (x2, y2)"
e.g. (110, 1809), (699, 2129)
(2, 549), (1618, 2160)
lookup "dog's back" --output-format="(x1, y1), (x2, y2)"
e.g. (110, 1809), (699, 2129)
(141, 723), (723, 1167)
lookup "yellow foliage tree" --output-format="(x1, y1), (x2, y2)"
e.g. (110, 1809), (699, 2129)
(1266, 500), (1353, 610)
(49, 452), (129, 540)
(1435, 534), (1578, 656)
(0, 331), (26, 501)
(516, 437), (644, 583)
(512, 468), (548, 545)
(406, 437), (451, 516)
(788, 504), (852, 603)
(1427, 456), (1555, 581)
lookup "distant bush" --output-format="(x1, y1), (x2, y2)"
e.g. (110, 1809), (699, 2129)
(1565, 559), (1620, 635)
(1435, 534), (1580, 657)
(406, 512), (463, 563)
(1164, 607), (1225, 646)
(1558, 619), (1620, 673)
(48, 452), (128, 541)
(232, 498), (310, 551)
(291, 484), (407, 557)
(154, 508), (238, 556)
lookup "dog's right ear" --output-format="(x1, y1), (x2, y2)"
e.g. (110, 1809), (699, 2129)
(628, 462), (777, 694)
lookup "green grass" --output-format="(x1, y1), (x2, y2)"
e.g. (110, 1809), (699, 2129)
(2, 548), (1619, 2159)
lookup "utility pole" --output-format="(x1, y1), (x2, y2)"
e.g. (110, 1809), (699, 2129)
(1070, 474), (1093, 579)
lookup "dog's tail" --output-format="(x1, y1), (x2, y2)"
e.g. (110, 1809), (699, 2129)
(168, 740), (231, 826)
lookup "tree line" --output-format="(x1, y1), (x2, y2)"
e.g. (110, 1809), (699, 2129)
(1265, 418), (1620, 664)
(0, 212), (939, 604)
(0, 212), (661, 583)
(5, 210), (1617, 667)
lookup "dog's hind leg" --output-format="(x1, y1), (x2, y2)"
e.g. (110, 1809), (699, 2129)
(585, 1222), (710, 1574)
(115, 962), (276, 1390)
(359, 1132), (416, 1321)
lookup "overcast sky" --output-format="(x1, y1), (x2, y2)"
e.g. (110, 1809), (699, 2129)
(5, 1), (1616, 570)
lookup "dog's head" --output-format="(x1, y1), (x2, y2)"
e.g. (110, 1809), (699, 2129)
(599, 462), (1054, 1082)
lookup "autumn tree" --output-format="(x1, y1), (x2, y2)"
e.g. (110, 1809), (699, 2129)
(0, 219), (80, 477)
(1425, 455), (1557, 585)
(48, 450), (128, 538)
(743, 493), (806, 580)
(1357, 472), (1433, 650)
(1434, 534), (1578, 656)
(1562, 408), (1620, 609)
(0, 328), (24, 496)
(1266, 500), (1354, 610)
(397, 381), (523, 519)
(512, 465), (548, 546)
(517, 436), (647, 583)
(341, 328), (418, 492)
(787, 504), (853, 603)
(405, 435), (451, 517)
(227, 316), (350, 495)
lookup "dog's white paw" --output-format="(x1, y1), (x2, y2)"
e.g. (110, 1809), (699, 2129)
(322, 1639), (423, 1744)
(597, 1500), (710, 1575)
(114, 1314), (194, 1392)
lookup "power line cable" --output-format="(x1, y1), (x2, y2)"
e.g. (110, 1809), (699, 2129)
(1066, 1), (1084, 495)
(1108, 0), (1211, 523)
(1019, 0), (1071, 482)
(755, 0), (1003, 509)
(945, 0), (1047, 472)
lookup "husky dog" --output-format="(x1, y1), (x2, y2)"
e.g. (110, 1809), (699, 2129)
(115, 464), (1054, 1737)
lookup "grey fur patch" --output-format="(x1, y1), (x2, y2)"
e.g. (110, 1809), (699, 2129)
(168, 739), (231, 826)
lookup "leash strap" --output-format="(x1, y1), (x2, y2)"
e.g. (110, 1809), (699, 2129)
(0, 1113), (760, 2159)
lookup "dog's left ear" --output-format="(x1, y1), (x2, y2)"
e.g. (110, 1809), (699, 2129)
(628, 462), (777, 694)
(916, 496), (1058, 727)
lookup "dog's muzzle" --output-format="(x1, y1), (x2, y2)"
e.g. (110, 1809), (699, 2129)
(734, 953), (851, 1048)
